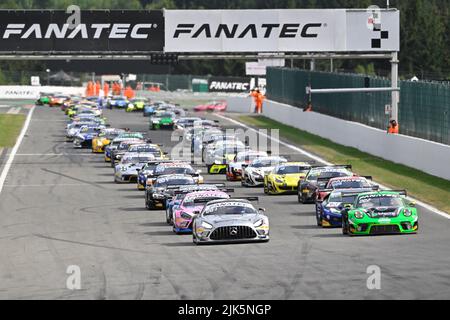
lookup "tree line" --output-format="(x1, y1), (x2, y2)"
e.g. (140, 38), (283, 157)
(0, 0), (448, 81)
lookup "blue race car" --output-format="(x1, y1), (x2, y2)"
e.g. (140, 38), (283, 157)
(73, 126), (101, 149)
(143, 105), (156, 117)
(315, 188), (373, 228)
(108, 96), (129, 109)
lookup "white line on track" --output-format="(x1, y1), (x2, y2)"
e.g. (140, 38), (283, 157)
(6, 107), (22, 114)
(0, 106), (35, 194)
(3, 183), (89, 188)
(215, 113), (450, 220)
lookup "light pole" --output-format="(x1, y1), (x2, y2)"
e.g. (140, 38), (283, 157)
(46, 69), (50, 85)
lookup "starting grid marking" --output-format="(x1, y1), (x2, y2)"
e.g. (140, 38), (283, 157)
(6, 107), (22, 114)
(214, 113), (450, 220)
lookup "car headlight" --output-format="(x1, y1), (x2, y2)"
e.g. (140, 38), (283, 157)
(201, 221), (213, 229)
(121, 167), (127, 172)
(96, 141), (103, 146)
(153, 193), (165, 199)
(354, 211), (364, 219)
(275, 177), (284, 183)
(330, 208), (341, 214)
(403, 209), (412, 217)
(254, 219), (265, 228)
(181, 212), (192, 220)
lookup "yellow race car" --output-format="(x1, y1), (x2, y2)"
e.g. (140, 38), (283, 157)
(92, 129), (126, 153)
(264, 162), (312, 195)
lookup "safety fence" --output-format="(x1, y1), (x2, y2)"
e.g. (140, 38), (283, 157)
(266, 68), (450, 145)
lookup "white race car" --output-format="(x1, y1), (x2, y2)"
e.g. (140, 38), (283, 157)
(114, 153), (156, 183)
(226, 150), (268, 181)
(241, 156), (288, 187)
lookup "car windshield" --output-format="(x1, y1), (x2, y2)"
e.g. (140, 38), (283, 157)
(122, 156), (153, 164)
(204, 202), (257, 216)
(118, 144), (131, 151)
(276, 165), (310, 174)
(307, 168), (352, 181)
(328, 194), (358, 205)
(154, 178), (194, 188)
(184, 196), (227, 207)
(331, 179), (371, 189)
(157, 167), (195, 175)
(357, 195), (404, 208)
(158, 112), (174, 118)
(129, 146), (160, 154)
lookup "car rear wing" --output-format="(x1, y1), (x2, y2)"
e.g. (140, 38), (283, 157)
(193, 197), (231, 204)
(341, 190), (407, 198)
(311, 165), (352, 170)
(230, 197), (259, 202)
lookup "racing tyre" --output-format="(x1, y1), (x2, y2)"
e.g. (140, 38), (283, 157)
(316, 214), (322, 227)
(264, 184), (269, 194)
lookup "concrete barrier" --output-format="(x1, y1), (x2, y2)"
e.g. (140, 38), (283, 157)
(226, 97), (450, 180)
(0, 86), (84, 100)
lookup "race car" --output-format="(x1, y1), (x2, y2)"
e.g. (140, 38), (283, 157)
(127, 143), (166, 159)
(92, 128), (126, 153)
(341, 190), (418, 236)
(104, 133), (145, 162)
(174, 117), (202, 131)
(107, 96), (129, 109)
(193, 101), (227, 112)
(192, 198), (269, 245)
(315, 176), (377, 202)
(297, 165), (353, 204)
(204, 141), (246, 174)
(73, 126), (101, 148)
(66, 122), (101, 141)
(126, 98), (149, 112)
(315, 188), (374, 228)
(241, 156), (288, 187)
(226, 151), (268, 181)
(264, 162), (312, 195)
(165, 184), (225, 224)
(114, 153), (156, 183)
(172, 190), (231, 234)
(145, 175), (197, 210)
(149, 111), (176, 130)
(110, 141), (147, 167)
(146, 162), (203, 187)
(137, 160), (175, 190)
(49, 94), (71, 107)
(36, 93), (53, 106)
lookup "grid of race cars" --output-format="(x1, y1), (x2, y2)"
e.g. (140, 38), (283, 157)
(40, 93), (419, 245)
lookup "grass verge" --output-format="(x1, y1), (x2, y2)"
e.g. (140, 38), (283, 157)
(238, 115), (450, 214)
(0, 114), (26, 147)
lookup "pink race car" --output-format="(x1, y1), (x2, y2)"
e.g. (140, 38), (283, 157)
(172, 190), (230, 234)
(194, 101), (227, 112)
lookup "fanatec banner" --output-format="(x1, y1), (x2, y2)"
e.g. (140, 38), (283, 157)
(0, 10), (164, 52)
(0, 9), (399, 54)
(164, 9), (400, 53)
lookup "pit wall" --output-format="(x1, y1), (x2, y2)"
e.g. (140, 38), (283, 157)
(226, 97), (450, 180)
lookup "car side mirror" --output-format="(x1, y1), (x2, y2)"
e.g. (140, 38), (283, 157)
(192, 211), (200, 217)
(136, 169), (141, 173)
(258, 208), (266, 212)
(408, 201), (416, 207)
(196, 170), (202, 174)
(372, 185), (380, 191)
(344, 204), (353, 210)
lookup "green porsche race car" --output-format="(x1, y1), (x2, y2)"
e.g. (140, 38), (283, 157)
(341, 190), (418, 236)
(149, 111), (175, 130)
(36, 93), (52, 105)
